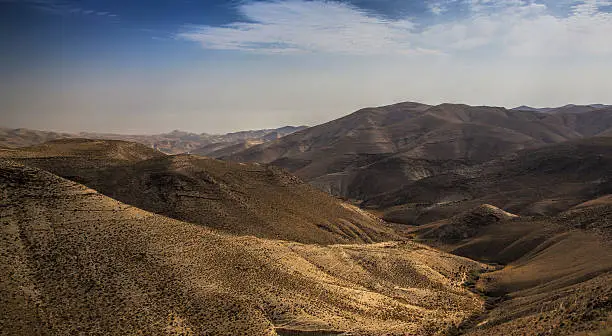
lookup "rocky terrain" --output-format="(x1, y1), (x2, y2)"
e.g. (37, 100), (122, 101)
(1, 160), (487, 335)
(410, 202), (612, 336)
(2, 102), (611, 335)
(226, 103), (612, 225)
(1, 139), (396, 245)
(364, 137), (612, 225)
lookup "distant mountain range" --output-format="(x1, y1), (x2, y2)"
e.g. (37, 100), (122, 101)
(0, 125), (307, 154)
(511, 103), (611, 113)
(226, 102), (612, 224)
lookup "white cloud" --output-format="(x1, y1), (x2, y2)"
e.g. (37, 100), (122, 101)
(178, 0), (612, 58)
(428, 2), (446, 15)
(178, 0), (422, 55)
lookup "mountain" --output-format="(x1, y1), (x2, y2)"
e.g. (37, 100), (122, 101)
(1, 159), (488, 335)
(2, 134), (611, 335)
(512, 104), (611, 114)
(83, 126), (307, 154)
(364, 136), (612, 224)
(0, 127), (73, 148)
(190, 139), (264, 157)
(0, 138), (165, 161)
(540, 106), (612, 137)
(3, 157), (609, 335)
(227, 102), (612, 200)
(225, 103), (612, 225)
(3, 101), (612, 335)
(0, 126), (307, 154)
(510, 105), (554, 113)
(2, 139), (397, 245)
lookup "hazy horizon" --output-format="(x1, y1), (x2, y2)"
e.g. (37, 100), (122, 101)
(2, 101), (611, 136)
(2, 0), (612, 134)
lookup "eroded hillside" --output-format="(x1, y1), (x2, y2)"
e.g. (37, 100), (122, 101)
(2, 140), (397, 244)
(0, 160), (487, 335)
(410, 203), (612, 335)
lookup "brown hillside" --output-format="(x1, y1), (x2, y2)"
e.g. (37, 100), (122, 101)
(365, 137), (612, 225)
(0, 126), (307, 154)
(226, 102), (594, 204)
(0, 160), (487, 335)
(410, 202), (612, 336)
(3, 141), (398, 245)
(0, 138), (166, 161)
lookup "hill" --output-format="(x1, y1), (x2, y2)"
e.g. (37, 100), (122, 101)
(2, 140), (398, 245)
(191, 139), (265, 158)
(0, 138), (167, 181)
(0, 138), (165, 161)
(409, 202), (612, 336)
(0, 126), (307, 154)
(365, 137), (612, 225)
(0, 127), (73, 148)
(511, 104), (611, 114)
(227, 102), (612, 202)
(0, 160), (487, 335)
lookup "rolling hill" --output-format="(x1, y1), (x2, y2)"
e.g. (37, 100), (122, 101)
(3, 101), (612, 335)
(409, 202), (612, 336)
(227, 102), (612, 203)
(2, 157), (609, 335)
(365, 137), (612, 225)
(0, 126), (307, 155)
(222, 102), (612, 227)
(0, 159), (487, 335)
(511, 104), (611, 114)
(2, 139), (398, 245)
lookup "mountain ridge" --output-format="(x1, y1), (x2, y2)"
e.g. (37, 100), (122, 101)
(0, 125), (307, 154)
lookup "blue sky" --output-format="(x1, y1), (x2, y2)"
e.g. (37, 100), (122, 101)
(1, 0), (611, 134)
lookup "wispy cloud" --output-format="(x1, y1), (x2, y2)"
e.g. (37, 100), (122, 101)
(421, 0), (612, 56)
(178, 1), (422, 55)
(1, 0), (118, 18)
(178, 0), (612, 57)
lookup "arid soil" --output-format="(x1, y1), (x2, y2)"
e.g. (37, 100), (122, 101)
(1, 160), (487, 335)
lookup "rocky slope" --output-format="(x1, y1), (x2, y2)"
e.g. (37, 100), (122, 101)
(2, 139), (397, 245)
(365, 137), (612, 225)
(228, 103), (612, 203)
(0, 160), (487, 335)
(411, 202), (612, 336)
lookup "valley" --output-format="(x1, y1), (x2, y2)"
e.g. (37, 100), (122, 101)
(1, 102), (611, 335)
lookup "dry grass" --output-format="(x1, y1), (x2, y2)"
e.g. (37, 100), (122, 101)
(3, 141), (398, 244)
(412, 201), (612, 336)
(0, 160), (487, 335)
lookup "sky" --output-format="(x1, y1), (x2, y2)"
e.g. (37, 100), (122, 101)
(1, 0), (611, 134)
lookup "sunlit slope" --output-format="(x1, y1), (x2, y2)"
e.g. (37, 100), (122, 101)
(4, 140), (398, 244)
(413, 203), (612, 335)
(0, 160), (487, 335)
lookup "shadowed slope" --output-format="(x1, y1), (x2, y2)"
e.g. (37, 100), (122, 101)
(81, 154), (399, 244)
(2, 140), (398, 245)
(227, 103), (612, 222)
(225, 102), (596, 208)
(366, 137), (612, 224)
(0, 160), (486, 335)
(466, 216), (612, 336)
(410, 202), (612, 335)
